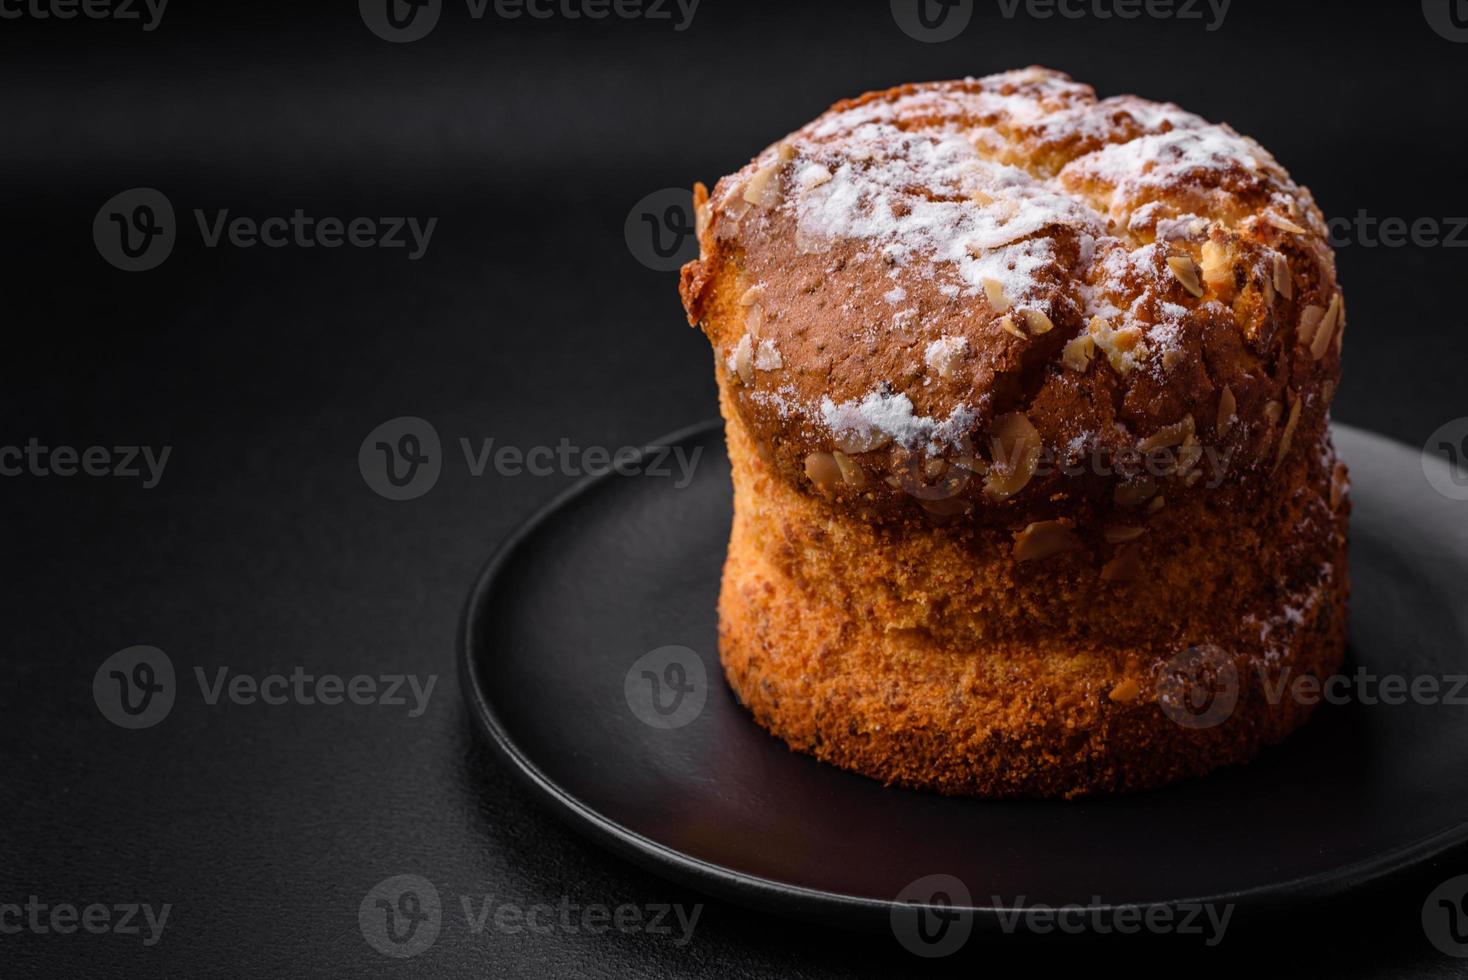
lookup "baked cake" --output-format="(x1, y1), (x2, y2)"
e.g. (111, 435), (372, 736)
(678, 68), (1349, 798)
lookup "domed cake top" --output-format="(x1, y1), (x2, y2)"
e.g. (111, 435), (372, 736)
(681, 68), (1344, 516)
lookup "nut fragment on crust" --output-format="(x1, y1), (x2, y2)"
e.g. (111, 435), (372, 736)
(1089, 316), (1147, 374)
(1263, 399), (1283, 425)
(1310, 294), (1341, 360)
(924, 335), (969, 379)
(1157, 215), (1207, 243)
(804, 451), (843, 493)
(1103, 524), (1145, 544)
(1013, 520), (1081, 562)
(1199, 241), (1231, 291)
(1297, 304), (1325, 350)
(952, 454), (988, 475)
(1109, 677), (1141, 702)
(742, 143), (796, 208)
(744, 303), (765, 338)
(998, 314), (1026, 339)
(1264, 211), (1308, 235)
(738, 283), (766, 307)
(1166, 254), (1205, 297)
(1114, 478), (1158, 508)
(1217, 386), (1237, 435)
(1023, 308), (1054, 335)
(981, 277), (1011, 313)
(1062, 333), (1095, 372)
(832, 451), (866, 488)
(1175, 433), (1203, 478)
(1101, 543), (1142, 583)
(729, 334), (754, 384)
(692, 181), (711, 241)
(1272, 253), (1293, 300)
(797, 164), (832, 190)
(1273, 393), (1302, 472)
(983, 412), (1042, 499)
(1138, 415), (1195, 452)
(742, 164), (780, 208)
(834, 428), (892, 455)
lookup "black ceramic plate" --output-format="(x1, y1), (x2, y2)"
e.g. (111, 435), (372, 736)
(460, 421), (1468, 930)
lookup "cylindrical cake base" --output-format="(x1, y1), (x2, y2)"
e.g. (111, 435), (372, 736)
(715, 395), (1349, 799)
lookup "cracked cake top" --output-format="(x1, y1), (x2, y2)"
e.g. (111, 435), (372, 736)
(680, 67), (1344, 519)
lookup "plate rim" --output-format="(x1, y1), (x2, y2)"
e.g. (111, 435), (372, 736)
(458, 419), (1468, 926)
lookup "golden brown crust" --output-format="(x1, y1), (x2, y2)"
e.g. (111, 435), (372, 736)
(680, 68), (1344, 521)
(682, 68), (1350, 798)
(718, 395), (1349, 798)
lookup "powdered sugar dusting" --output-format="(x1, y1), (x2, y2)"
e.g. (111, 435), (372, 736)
(702, 69), (1315, 453)
(1063, 127), (1262, 209)
(821, 388), (975, 450)
(792, 129), (1103, 309)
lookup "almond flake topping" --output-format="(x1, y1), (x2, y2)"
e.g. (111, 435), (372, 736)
(1166, 254), (1205, 297)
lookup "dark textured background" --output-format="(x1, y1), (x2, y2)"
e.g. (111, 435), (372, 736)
(3, 1), (1468, 976)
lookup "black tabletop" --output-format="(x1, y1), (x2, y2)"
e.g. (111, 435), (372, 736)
(4, 2), (1468, 976)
